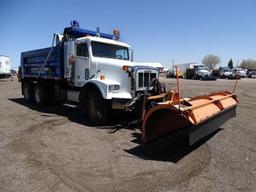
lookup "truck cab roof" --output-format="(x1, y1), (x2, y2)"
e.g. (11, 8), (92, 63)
(75, 36), (131, 48)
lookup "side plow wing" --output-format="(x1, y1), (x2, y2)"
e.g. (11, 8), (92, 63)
(141, 91), (238, 150)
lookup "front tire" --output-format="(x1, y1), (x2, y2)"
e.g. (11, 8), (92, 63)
(81, 89), (109, 125)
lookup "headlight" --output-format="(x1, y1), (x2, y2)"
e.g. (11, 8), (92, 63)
(109, 85), (120, 91)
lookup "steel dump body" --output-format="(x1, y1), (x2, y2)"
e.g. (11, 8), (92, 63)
(21, 46), (63, 79)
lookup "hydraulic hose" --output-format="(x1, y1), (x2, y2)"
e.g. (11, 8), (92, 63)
(38, 34), (56, 79)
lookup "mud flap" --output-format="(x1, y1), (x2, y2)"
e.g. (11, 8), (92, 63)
(189, 106), (237, 145)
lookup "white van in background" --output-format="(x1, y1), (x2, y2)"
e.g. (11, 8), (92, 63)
(0, 55), (11, 78)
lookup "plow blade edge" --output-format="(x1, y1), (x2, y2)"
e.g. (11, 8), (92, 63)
(189, 105), (236, 145)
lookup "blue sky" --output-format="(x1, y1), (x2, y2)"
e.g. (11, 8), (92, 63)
(0, 0), (255, 68)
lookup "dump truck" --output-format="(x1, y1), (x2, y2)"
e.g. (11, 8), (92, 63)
(218, 67), (237, 79)
(20, 21), (160, 124)
(186, 65), (216, 80)
(20, 21), (238, 150)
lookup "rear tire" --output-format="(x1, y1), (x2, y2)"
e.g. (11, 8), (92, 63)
(34, 84), (53, 106)
(23, 82), (34, 101)
(81, 89), (109, 125)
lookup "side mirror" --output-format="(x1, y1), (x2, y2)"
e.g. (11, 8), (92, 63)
(130, 49), (134, 62)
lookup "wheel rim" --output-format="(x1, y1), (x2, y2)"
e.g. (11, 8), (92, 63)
(24, 85), (29, 99)
(88, 95), (96, 119)
(35, 87), (40, 103)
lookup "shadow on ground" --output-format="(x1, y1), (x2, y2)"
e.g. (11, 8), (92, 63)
(9, 97), (220, 163)
(126, 129), (221, 163)
(9, 98), (137, 127)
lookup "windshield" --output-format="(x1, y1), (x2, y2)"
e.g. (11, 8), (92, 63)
(91, 41), (129, 60)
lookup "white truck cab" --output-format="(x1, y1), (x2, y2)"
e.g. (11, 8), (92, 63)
(195, 66), (211, 77)
(63, 34), (159, 106)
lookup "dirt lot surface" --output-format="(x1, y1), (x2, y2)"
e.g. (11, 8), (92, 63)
(0, 77), (255, 192)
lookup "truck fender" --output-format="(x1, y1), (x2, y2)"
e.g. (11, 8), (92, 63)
(81, 80), (108, 100)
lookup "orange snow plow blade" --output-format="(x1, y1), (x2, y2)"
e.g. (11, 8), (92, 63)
(141, 91), (238, 148)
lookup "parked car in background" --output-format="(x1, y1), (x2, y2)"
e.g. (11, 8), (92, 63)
(246, 69), (256, 78)
(219, 67), (233, 79)
(233, 68), (247, 78)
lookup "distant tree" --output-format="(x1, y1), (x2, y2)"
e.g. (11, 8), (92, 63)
(228, 59), (234, 69)
(240, 59), (256, 69)
(202, 54), (221, 69)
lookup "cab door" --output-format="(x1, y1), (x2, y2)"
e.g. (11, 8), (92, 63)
(74, 42), (90, 87)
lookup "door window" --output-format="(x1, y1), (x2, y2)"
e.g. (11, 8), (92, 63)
(76, 43), (89, 57)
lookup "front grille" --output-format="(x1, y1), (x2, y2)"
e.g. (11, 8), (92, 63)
(138, 72), (157, 88)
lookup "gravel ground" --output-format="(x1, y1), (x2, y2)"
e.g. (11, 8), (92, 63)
(0, 77), (255, 192)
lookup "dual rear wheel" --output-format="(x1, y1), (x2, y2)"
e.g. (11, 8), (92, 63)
(23, 82), (34, 101)
(23, 82), (109, 124)
(22, 82), (53, 105)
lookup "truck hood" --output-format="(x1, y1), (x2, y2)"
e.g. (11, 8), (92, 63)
(133, 62), (162, 69)
(93, 57), (160, 69)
